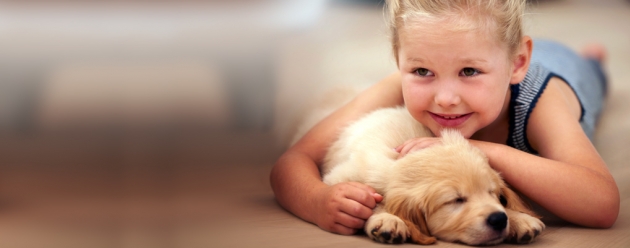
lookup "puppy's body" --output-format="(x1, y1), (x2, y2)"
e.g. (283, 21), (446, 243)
(322, 107), (430, 188)
(315, 106), (545, 245)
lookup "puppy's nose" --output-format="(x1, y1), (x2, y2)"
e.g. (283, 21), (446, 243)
(486, 212), (508, 231)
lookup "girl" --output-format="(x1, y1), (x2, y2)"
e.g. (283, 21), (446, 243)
(270, 0), (619, 235)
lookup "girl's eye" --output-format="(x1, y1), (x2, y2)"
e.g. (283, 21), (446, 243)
(414, 68), (433, 77)
(460, 67), (479, 77)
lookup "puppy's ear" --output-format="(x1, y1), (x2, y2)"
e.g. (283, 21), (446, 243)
(385, 195), (436, 245)
(501, 186), (540, 218)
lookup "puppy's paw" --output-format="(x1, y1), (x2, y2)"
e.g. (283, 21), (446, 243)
(365, 212), (410, 244)
(506, 210), (545, 244)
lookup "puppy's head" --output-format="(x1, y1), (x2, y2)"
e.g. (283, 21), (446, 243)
(386, 129), (510, 245)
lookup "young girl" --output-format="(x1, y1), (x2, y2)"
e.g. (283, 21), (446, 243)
(270, 0), (619, 235)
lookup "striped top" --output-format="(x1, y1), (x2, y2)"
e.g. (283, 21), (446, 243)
(506, 62), (555, 154)
(505, 40), (607, 155)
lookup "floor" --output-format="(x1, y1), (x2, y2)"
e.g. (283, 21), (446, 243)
(0, 0), (629, 247)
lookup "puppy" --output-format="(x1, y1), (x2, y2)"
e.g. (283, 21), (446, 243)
(320, 106), (545, 245)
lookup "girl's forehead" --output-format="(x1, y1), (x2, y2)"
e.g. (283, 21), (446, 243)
(400, 24), (499, 48)
(402, 16), (496, 40)
(397, 23), (510, 64)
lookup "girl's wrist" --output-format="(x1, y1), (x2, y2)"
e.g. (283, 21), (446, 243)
(468, 139), (502, 168)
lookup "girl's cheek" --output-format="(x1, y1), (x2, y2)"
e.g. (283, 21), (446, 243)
(402, 80), (422, 95)
(404, 94), (428, 122)
(405, 84), (432, 104)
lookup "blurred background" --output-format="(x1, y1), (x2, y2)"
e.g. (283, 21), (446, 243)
(0, 0), (331, 133)
(0, 0), (628, 247)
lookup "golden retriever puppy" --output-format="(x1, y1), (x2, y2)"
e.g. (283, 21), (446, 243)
(321, 107), (545, 245)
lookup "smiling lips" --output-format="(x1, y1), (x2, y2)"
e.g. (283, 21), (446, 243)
(429, 112), (472, 127)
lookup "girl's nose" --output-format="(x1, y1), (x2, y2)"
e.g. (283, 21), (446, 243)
(434, 83), (461, 107)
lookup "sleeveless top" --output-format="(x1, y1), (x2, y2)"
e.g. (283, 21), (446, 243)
(506, 40), (608, 154)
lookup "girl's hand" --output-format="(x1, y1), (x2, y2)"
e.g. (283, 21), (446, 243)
(314, 182), (383, 235)
(395, 137), (442, 159)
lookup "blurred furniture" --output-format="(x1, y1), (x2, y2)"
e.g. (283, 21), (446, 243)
(0, 0), (328, 131)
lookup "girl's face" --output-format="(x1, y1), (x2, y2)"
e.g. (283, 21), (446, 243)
(398, 20), (515, 138)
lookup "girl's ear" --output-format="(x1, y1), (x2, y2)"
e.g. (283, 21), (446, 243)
(509, 36), (533, 85)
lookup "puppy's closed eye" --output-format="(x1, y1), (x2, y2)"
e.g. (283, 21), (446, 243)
(454, 197), (467, 204)
(440, 196), (467, 207)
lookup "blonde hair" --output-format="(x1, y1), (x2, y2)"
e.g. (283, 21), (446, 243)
(386, 0), (526, 63)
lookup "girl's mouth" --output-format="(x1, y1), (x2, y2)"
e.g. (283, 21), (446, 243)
(429, 112), (472, 127)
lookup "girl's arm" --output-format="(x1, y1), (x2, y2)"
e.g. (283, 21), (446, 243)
(270, 72), (404, 234)
(473, 78), (619, 228)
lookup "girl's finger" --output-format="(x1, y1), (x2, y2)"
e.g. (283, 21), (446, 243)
(335, 211), (367, 229)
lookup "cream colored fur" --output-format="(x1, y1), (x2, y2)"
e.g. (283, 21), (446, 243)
(293, 88), (545, 245)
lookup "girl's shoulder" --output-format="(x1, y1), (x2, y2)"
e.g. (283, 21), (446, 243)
(508, 61), (583, 154)
(524, 76), (590, 154)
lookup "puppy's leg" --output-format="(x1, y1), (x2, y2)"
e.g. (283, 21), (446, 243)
(502, 187), (545, 243)
(506, 209), (545, 244)
(365, 204), (410, 244)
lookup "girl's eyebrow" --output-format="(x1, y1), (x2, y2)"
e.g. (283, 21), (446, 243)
(406, 57), (427, 63)
(460, 58), (488, 64)
(405, 57), (487, 64)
